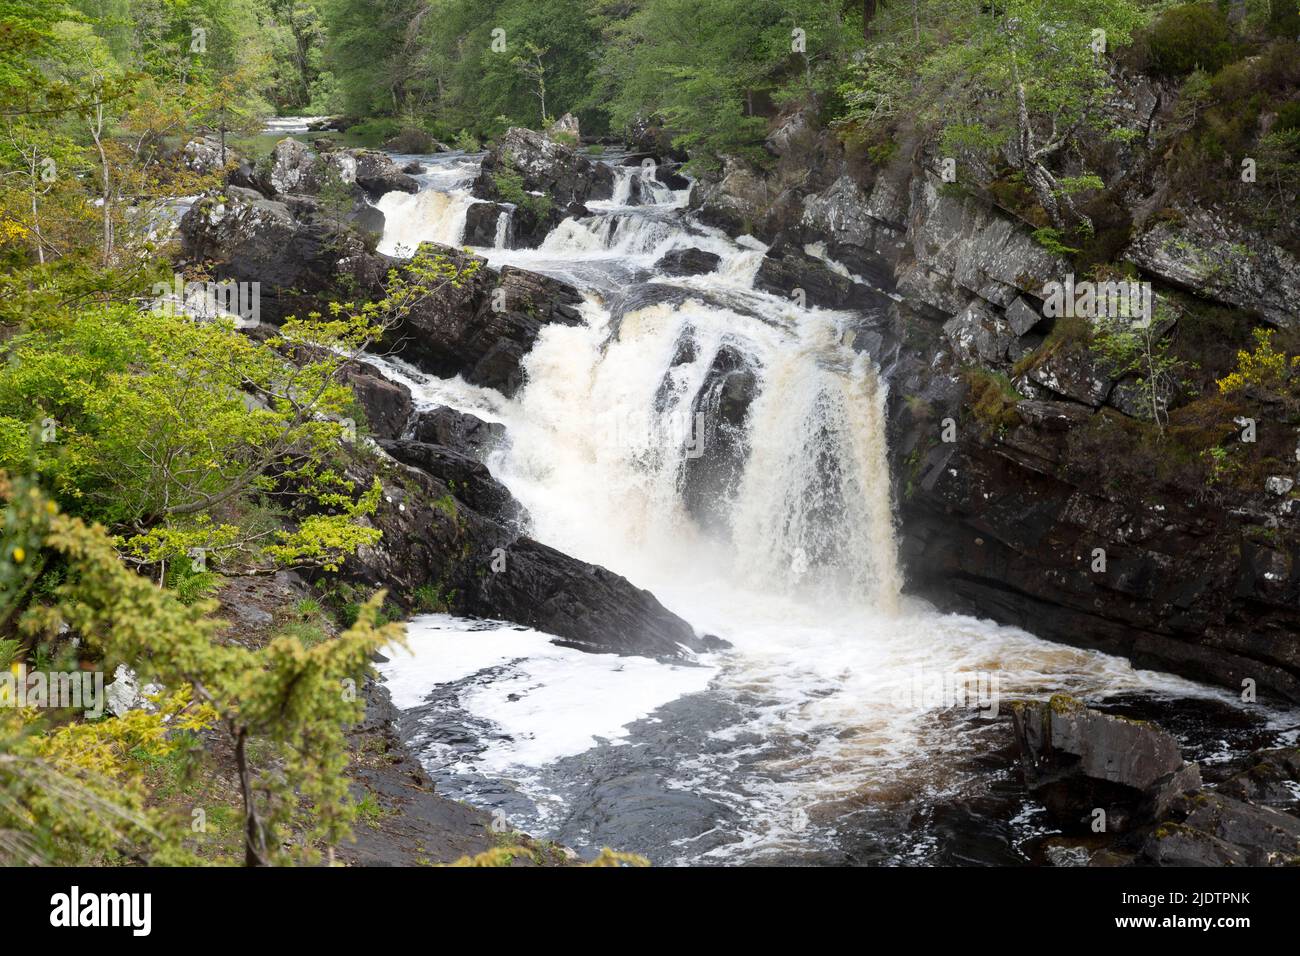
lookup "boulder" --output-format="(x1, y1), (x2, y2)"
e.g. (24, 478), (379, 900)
(179, 187), (390, 322)
(183, 135), (235, 175)
(655, 247), (720, 277)
(679, 346), (756, 535)
(377, 438), (522, 527)
(269, 137), (321, 195)
(943, 299), (1021, 368)
(1019, 341), (1114, 407)
(352, 149), (419, 200)
(386, 243), (584, 396)
(1140, 791), (1300, 866)
(548, 112), (581, 141)
(337, 443), (722, 660)
(267, 138), (416, 202)
(475, 127), (613, 207)
(463, 201), (512, 248)
(754, 240), (890, 311)
(409, 406), (506, 459)
(689, 156), (773, 236)
(341, 361), (413, 440)
(1010, 696), (1202, 832)
(1217, 748), (1300, 806)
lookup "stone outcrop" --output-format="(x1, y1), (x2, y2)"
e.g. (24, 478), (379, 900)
(476, 127), (613, 206)
(754, 240), (891, 311)
(179, 185), (390, 322)
(655, 247), (721, 277)
(1010, 696), (1202, 832)
(1125, 205), (1300, 328)
(385, 243), (584, 397)
(408, 405), (506, 458)
(1010, 697), (1300, 866)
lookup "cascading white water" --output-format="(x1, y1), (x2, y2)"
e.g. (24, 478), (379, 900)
(370, 148), (1269, 863)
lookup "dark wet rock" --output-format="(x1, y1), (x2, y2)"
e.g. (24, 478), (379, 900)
(653, 162), (691, 191)
(475, 536), (725, 658)
(1217, 748), (1300, 807)
(402, 161), (425, 175)
(179, 187), (390, 322)
(1010, 696), (1202, 833)
(463, 201), (512, 247)
(409, 406), (506, 460)
(471, 127), (612, 247)
(754, 240), (889, 311)
(624, 115), (685, 162)
(655, 247), (720, 277)
(385, 243), (583, 397)
(341, 361), (413, 440)
(337, 445), (720, 660)
(680, 346), (756, 535)
(1140, 792), (1300, 866)
(378, 438), (521, 527)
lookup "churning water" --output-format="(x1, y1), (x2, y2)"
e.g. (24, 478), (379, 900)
(370, 152), (1293, 864)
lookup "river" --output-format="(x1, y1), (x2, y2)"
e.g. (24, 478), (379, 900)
(359, 148), (1293, 865)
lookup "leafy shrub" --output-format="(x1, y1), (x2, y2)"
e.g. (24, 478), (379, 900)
(1146, 4), (1236, 78)
(491, 165), (552, 221)
(1216, 327), (1300, 394)
(452, 129), (481, 152)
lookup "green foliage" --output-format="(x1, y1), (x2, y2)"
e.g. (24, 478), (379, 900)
(0, 473), (404, 865)
(1091, 309), (1191, 429)
(492, 165), (552, 221)
(600, 0), (860, 166)
(1032, 228), (1081, 257)
(964, 368), (1023, 433)
(1145, 3), (1236, 78)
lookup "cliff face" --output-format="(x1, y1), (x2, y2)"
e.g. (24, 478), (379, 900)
(691, 97), (1300, 704)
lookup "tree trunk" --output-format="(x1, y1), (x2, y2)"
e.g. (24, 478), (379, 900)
(863, 0), (878, 40)
(235, 728), (269, 867)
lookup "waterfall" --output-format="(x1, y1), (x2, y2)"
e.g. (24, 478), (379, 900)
(368, 146), (1231, 865)
(377, 187), (475, 255)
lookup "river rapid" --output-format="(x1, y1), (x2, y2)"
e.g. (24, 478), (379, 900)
(358, 148), (1294, 865)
